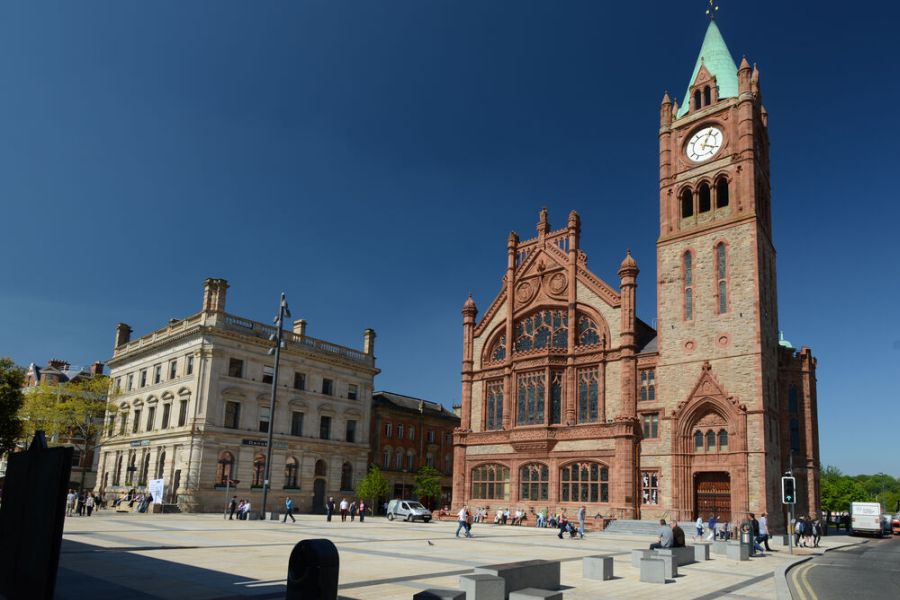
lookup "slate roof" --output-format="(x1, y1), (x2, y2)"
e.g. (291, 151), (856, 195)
(373, 391), (460, 422)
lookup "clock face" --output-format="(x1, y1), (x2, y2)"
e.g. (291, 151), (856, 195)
(686, 126), (723, 162)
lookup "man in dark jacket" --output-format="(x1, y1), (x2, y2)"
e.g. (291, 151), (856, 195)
(671, 521), (686, 547)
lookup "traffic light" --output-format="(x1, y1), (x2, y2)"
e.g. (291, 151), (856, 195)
(781, 476), (796, 504)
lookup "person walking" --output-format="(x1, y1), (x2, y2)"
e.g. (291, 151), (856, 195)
(758, 512), (773, 551)
(695, 515), (704, 539)
(283, 497), (296, 523)
(707, 514), (718, 540)
(812, 517), (822, 548)
(359, 500), (366, 522)
(465, 507), (474, 538)
(65, 489), (76, 517)
(228, 496), (238, 520)
(339, 498), (349, 522)
(577, 505), (586, 539)
(349, 500), (357, 522)
(748, 513), (765, 556)
(456, 505), (470, 538)
(326, 497), (335, 522)
(85, 494), (95, 517)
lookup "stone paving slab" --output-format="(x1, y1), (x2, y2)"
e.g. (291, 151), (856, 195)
(58, 512), (857, 600)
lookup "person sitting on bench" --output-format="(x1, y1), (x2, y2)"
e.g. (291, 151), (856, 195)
(650, 518), (674, 550)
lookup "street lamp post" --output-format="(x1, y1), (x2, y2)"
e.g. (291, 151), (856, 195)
(260, 292), (290, 521)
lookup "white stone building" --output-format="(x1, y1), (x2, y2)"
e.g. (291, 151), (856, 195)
(96, 278), (378, 513)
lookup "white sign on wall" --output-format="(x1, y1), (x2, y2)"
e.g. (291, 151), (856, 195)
(148, 479), (165, 504)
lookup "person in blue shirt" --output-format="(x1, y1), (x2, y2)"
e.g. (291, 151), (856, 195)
(283, 496), (296, 523)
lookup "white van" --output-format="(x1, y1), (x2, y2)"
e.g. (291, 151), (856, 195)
(850, 502), (884, 537)
(387, 499), (432, 523)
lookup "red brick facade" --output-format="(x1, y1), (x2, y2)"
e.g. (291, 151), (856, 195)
(453, 21), (820, 531)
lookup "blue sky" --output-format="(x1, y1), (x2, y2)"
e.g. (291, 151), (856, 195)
(1, 2), (897, 476)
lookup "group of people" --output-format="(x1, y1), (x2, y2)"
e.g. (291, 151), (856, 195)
(325, 496), (366, 522)
(693, 512), (774, 555)
(649, 518), (686, 549)
(226, 496), (253, 520)
(793, 515), (823, 548)
(65, 489), (99, 517)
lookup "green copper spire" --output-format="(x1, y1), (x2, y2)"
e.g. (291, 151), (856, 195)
(675, 19), (739, 118)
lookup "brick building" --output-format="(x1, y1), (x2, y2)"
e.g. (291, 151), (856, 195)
(452, 17), (819, 530)
(369, 391), (459, 509)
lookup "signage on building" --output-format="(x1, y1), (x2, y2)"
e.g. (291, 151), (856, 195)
(129, 440), (150, 447)
(241, 439), (288, 449)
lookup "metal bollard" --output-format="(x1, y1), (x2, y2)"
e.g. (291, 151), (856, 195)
(286, 538), (339, 600)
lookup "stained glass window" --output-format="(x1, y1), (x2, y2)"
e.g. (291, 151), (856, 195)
(520, 463), (549, 501)
(490, 335), (506, 362)
(550, 371), (563, 425)
(485, 380), (504, 430)
(577, 367), (600, 423)
(516, 371), (546, 425)
(471, 464), (510, 500)
(514, 310), (568, 352)
(560, 462), (609, 503)
(577, 315), (601, 346)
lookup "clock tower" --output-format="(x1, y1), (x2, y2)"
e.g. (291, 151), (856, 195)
(655, 14), (782, 520)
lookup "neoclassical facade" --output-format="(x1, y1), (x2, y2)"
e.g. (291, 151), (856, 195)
(97, 278), (379, 513)
(453, 18), (819, 530)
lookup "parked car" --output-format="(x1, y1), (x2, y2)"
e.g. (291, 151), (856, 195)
(386, 499), (432, 522)
(891, 515), (900, 535)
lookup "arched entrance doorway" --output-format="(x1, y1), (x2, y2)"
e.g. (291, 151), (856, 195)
(694, 472), (731, 523)
(312, 459), (327, 513)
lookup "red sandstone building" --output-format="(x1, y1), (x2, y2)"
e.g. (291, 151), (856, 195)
(452, 17), (819, 530)
(369, 391), (459, 509)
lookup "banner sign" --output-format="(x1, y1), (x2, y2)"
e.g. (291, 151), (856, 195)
(148, 478), (164, 504)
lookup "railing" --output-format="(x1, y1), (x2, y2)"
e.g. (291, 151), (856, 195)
(113, 313), (204, 358)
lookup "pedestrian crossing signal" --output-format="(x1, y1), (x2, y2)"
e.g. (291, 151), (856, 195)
(781, 476), (796, 504)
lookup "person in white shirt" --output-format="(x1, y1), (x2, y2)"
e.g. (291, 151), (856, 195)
(66, 490), (76, 517)
(695, 515), (704, 539)
(456, 506), (471, 538)
(339, 498), (349, 522)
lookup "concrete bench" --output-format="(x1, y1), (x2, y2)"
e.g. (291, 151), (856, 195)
(459, 574), (504, 600)
(711, 540), (728, 555)
(654, 546), (695, 567)
(582, 555), (614, 581)
(414, 589), (466, 600)
(639, 558), (667, 584)
(474, 559), (560, 596)
(631, 549), (653, 568)
(694, 543), (711, 561)
(508, 589), (563, 600)
(726, 541), (749, 561)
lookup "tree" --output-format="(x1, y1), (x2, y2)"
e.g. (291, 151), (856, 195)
(356, 465), (389, 513)
(17, 373), (117, 490)
(413, 465), (442, 509)
(820, 464), (870, 513)
(0, 358), (25, 456)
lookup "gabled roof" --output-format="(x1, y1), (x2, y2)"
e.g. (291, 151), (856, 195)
(676, 20), (740, 118)
(373, 391), (460, 421)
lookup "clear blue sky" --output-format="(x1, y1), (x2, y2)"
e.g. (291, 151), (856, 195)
(1, 2), (897, 476)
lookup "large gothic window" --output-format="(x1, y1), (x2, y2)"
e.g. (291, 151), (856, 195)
(516, 371), (546, 425)
(716, 177), (729, 208)
(519, 463), (549, 501)
(471, 464), (510, 500)
(489, 335), (506, 362)
(514, 310), (568, 353)
(683, 251), (694, 320)
(699, 182), (711, 212)
(485, 380), (503, 431)
(716, 243), (728, 314)
(681, 188), (694, 218)
(577, 366), (600, 423)
(561, 462), (609, 503)
(577, 315), (601, 347)
(550, 371), (563, 425)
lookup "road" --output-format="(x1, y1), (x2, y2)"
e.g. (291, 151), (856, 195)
(788, 535), (900, 600)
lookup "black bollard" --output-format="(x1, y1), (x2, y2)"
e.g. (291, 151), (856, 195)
(286, 538), (339, 600)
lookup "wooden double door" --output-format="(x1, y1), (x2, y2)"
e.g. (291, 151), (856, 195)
(694, 472), (731, 523)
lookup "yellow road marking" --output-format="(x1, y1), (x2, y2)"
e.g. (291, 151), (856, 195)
(801, 563), (819, 600)
(791, 562), (819, 600)
(790, 563), (809, 600)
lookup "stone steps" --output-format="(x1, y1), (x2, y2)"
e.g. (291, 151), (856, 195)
(602, 519), (662, 537)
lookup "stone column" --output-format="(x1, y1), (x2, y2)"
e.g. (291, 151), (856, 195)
(503, 232), (518, 429)
(565, 211), (580, 425)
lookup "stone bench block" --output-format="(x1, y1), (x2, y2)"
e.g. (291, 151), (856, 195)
(508, 589), (563, 600)
(459, 574), (504, 600)
(631, 549), (653, 568)
(694, 543), (711, 561)
(475, 559), (560, 595)
(414, 589), (466, 600)
(654, 546), (695, 567)
(639, 558), (667, 584)
(582, 555), (614, 581)
(726, 541), (749, 561)
(711, 540), (728, 555)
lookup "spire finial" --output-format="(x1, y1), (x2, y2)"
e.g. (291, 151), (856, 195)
(706, 0), (719, 21)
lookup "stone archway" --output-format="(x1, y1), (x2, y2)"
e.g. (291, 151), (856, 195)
(670, 362), (748, 522)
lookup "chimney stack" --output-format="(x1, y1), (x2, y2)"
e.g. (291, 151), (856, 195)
(202, 278), (229, 313)
(90, 361), (105, 376)
(363, 328), (376, 356)
(293, 319), (307, 336)
(114, 323), (132, 348)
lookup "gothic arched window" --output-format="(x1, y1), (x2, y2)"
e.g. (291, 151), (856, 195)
(519, 463), (549, 501)
(577, 366), (600, 423)
(716, 177), (729, 207)
(715, 243), (728, 314)
(314, 459), (327, 477)
(514, 310), (568, 353)
(155, 449), (166, 480)
(694, 430), (704, 451)
(699, 182), (711, 212)
(703, 85), (712, 106)
(485, 380), (503, 430)
(681, 188), (694, 218)
(471, 464), (510, 500)
(718, 429), (728, 451)
(577, 315), (601, 347)
(684, 251), (694, 321)
(706, 430), (716, 451)
(560, 462), (609, 503)
(516, 371), (546, 426)
(490, 335), (506, 362)
(550, 371), (563, 425)
(694, 89), (702, 111)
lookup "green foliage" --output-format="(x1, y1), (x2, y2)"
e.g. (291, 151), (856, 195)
(17, 374), (116, 447)
(413, 466), (442, 504)
(820, 464), (900, 513)
(0, 358), (25, 455)
(356, 465), (389, 508)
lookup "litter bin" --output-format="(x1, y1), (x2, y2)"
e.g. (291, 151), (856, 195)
(286, 538), (339, 600)
(741, 530), (754, 556)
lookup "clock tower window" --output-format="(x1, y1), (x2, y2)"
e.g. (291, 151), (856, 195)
(715, 177), (729, 208)
(698, 182), (712, 213)
(681, 188), (694, 218)
(703, 86), (712, 106)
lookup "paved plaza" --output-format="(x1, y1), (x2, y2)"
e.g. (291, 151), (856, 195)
(57, 511), (859, 599)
